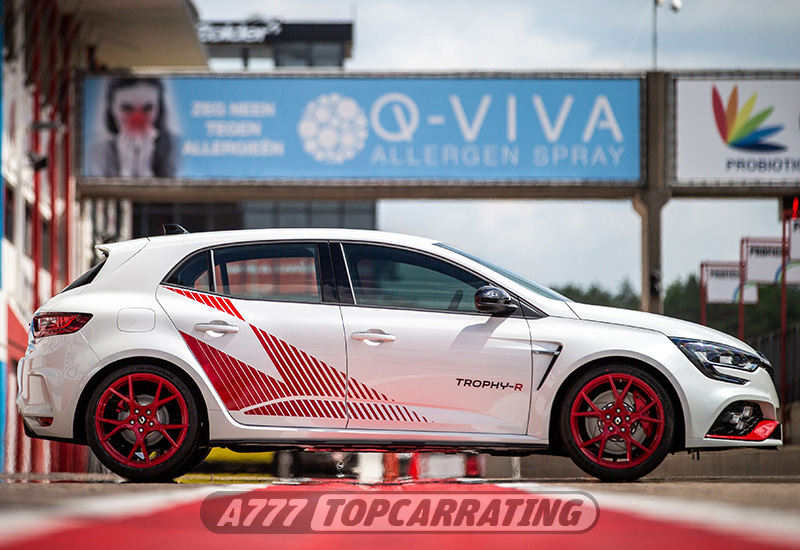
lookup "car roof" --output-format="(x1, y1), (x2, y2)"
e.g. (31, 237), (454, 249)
(99, 228), (441, 254)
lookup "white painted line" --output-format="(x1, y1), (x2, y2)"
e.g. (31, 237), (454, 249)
(0, 484), (265, 545)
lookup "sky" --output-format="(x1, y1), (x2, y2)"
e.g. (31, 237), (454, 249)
(192, 0), (800, 292)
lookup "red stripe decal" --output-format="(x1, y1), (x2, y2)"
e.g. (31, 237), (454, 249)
(174, 295), (430, 422)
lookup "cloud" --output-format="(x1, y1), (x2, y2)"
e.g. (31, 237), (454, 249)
(193, 0), (798, 291)
(378, 200), (641, 290)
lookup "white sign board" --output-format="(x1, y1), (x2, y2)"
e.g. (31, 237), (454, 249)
(790, 218), (800, 260)
(676, 79), (800, 184)
(744, 239), (800, 284)
(704, 263), (758, 304)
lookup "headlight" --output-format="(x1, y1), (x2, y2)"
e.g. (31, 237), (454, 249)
(671, 338), (766, 385)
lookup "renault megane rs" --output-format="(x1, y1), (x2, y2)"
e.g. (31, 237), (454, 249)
(18, 228), (781, 481)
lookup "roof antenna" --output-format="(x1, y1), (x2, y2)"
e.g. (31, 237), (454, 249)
(163, 224), (189, 235)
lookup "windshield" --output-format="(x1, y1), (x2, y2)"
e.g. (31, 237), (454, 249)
(435, 242), (570, 302)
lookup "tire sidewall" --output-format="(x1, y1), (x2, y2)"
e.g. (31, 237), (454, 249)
(86, 364), (201, 482)
(559, 364), (676, 482)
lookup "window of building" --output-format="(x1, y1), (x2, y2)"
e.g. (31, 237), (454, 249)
(133, 201), (376, 238)
(42, 219), (51, 267)
(4, 183), (15, 242)
(24, 203), (33, 257)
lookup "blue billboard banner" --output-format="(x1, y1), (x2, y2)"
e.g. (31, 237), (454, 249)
(81, 75), (641, 183)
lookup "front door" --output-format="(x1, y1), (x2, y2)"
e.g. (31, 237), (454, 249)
(337, 243), (533, 434)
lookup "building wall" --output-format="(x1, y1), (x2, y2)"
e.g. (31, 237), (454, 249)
(1, 0), (87, 474)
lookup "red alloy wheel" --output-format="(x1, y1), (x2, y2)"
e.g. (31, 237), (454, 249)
(94, 373), (189, 468)
(569, 373), (666, 470)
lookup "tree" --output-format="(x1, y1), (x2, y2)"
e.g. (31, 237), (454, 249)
(553, 278), (640, 311)
(663, 273), (800, 340)
(559, 274), (800, 340)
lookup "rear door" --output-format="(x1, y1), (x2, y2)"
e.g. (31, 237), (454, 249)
(157, 241), (348, 429)
(336, 242), (534, 435)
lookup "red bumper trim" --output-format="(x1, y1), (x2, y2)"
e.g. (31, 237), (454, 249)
(706, 419), (780, 441)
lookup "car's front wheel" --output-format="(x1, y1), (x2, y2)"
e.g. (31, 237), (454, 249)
(559, 364), (675, 481)
(86, 365), (202, 482)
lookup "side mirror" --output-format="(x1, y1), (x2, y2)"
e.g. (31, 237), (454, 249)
(474, 286), (518, 315)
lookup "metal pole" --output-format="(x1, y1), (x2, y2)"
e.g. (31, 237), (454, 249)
(700, 263), (707, 326)
(739, 239), (746, 340)
(781, 210), (788, 428)
(634, 72), (669, 314)
(652, 0), (658, 69)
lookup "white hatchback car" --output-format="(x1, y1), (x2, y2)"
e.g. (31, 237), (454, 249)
(18, 228), (781, 482)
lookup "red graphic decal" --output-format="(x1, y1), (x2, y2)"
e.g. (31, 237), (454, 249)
(251, 324), (427, 422)
(164, 286), (244, 321)
(252, 325), (346, 398)
(181, 331), (287, 410)
(171, 287), (430, 423)
(181, 331), (346, 419)
(245, 399), (347, 418)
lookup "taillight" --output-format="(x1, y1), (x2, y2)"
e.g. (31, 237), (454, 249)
(32, 313), (92, 339)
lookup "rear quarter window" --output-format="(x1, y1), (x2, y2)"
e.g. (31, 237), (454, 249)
(62, 258), (107, 293)
(163, 251), (212, 291)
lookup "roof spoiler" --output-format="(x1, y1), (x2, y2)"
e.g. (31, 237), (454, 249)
(163, 224), (189, 235)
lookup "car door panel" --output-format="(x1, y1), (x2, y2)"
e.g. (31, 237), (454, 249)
(157, 242), (348, 429)
(342, 306), (533, 434)
(337, 242), (534, 435)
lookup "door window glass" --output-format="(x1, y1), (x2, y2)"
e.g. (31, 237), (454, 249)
(213, 243), (322, 303)
(342, 244), (487, 312)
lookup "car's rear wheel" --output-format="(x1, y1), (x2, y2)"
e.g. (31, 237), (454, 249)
(86, 365), (201, 482)
(559, 364), (675, 481)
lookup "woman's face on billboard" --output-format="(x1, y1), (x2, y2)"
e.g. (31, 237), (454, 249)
(111, 83), (160, 135)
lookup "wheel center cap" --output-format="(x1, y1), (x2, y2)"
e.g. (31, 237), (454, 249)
(614, 417), (622, 425)
(138, 416), (147, 425)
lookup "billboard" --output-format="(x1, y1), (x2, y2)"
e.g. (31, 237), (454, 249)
(676, 77), (800, 185)
(743, 238), (800, 284)
(702, 262), (757, 305)
(80, 75), (641, 183)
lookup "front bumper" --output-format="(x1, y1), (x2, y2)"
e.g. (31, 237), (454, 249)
(682, 363), (782, 449)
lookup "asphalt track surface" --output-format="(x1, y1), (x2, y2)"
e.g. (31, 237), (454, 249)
(0, 475), (798, 550)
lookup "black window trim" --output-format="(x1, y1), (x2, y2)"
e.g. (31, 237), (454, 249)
(158, 238), (545, 318)
(208, 249), (217, 291)
(160, 240), (339, 306)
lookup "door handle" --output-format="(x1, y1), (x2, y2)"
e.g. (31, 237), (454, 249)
(351, 331), (396, 345)
(194, 321), (240, 336)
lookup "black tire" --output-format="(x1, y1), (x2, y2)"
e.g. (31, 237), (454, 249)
(85, 364), (202, 482)
(559, 364), (675, 481)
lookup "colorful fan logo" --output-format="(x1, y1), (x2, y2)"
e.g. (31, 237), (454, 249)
(712, 85), (786, 152)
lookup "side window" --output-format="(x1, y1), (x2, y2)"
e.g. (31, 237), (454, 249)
(213, 243), (322, 303)
(163, 251), (211, 291)
(342, 244), (488, 312)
